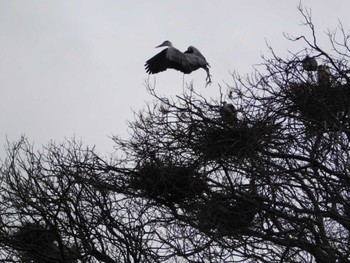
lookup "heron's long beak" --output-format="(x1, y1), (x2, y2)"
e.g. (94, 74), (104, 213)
(155, 43), (165, 48)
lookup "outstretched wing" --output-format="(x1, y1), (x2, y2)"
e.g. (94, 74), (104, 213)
(145, 49), (168, 74)
(145, 47), (192, 74)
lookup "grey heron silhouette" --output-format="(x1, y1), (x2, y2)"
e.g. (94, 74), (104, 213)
(145, 41), (212, 86)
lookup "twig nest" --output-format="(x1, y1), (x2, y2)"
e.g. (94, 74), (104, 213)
(197, 193), (256, 236)
(131, 162), (207, 203)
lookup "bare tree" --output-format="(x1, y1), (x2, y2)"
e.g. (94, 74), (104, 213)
(0, 139), (161, 262)
(1, 5), (350, 263)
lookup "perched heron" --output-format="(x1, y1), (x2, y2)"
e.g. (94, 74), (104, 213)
(220, 102), (238, 124)
(302, 56), (318, 72)
(317, 65), (331, 87)
(145, 40), (211, 85)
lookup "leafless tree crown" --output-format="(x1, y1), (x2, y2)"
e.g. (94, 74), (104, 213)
(1, 7), (350, 263)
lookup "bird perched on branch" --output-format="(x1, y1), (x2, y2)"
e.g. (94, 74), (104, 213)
(145, 40), (212, 85)
(220, 102), (238, 125)
(302, 56), (318, 72)
(317, 65), (331, 87)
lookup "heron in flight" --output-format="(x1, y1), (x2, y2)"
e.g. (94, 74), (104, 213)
(145, 41), (212, 85)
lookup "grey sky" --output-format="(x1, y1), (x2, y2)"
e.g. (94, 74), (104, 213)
(0, 0), (349, 157)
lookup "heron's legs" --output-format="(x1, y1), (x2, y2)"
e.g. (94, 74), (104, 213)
(182, 74), (185, 89)
(205, 68), (212, 86)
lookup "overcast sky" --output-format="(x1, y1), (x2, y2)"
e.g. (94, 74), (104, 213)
(1, 0), (350, 158)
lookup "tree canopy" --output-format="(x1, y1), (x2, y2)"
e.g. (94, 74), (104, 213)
(1, 7), (350, 263)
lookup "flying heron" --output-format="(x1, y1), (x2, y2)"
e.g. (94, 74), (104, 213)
(145, 40), (212, 85)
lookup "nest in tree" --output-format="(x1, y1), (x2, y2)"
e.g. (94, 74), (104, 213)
(130, 162), (207, 203)
(287, 83), (350, 130)
(196, 193), (257, 236)
(12, 223), (80, 263)
(12, 223), (56, 262)
(12, 222), (56, 249)
(194, 121), (274, 160)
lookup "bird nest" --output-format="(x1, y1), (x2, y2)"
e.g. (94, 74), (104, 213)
(193, 121), (274, 160)
(12, 223), (56, 249)
(287, 83), (350, 131)
(196, 192), (257, 237)
(11, 223), (61, 262)
(130, 162), (207, 203)
(12, 223), (80, 262)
